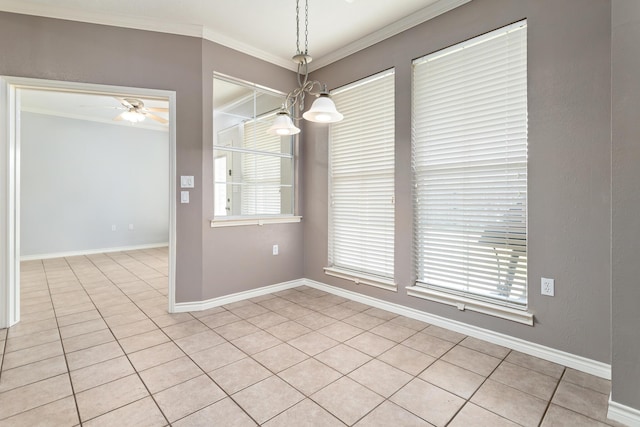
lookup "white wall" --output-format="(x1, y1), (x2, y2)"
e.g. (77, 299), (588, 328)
(20, 112), (169, 257)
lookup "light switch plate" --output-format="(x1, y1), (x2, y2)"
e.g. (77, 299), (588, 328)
(180, 191), (189, 204)
(180, 176), (194, 188)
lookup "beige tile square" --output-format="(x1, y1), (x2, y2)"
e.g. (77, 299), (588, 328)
(390, 378), (465, 427)
(322, 304), (360, 320)
(490, 361), (559, 400)
(214, 320), (260, 340)
(345, 331), (395, 357)
(449, 403), (520, 427)
(76, 374), (149, 422)
(70, 356), (135, 392)
(5, 328), (60, 353)
(118, 329), (170, 354)
(441, 345), (502, 376)
(419, 360), (485, 399)
(151, 312), (194, 328)
(232, 330), (283, 355)
(388, 315), (430, 331)
(154, 375), (226, 422)
(422, 325), (466, 343)
(209, 357), (273, 394)
(506, 351), (565, 378)
(277, 304), (315, 319)
(233, 376), (304, 424)
(279, 358), (342, 395)
(552, 380), (610, 422)
(264, 399), (344, 427)
(563, 368), (611, 395)
(56, 309), (102, 327)
(228, 302), (270, 319)
(0, 374), (73, 420)
(257, 297), (293, 311)
(173, 398), (257, 427)
(370, 322), (417, 342)
(110, 318), (158, 340)
(162, 319), (209, 340)
(471, 379), (547, 427)
(253, 343), (308, 373)
(402, 331), (456, 358)
(174, 330), (225, 355)
(59, 318), (107, 339)
(266, 320), (312, 341)
(362, 307), (398, 320)
(139, 356), (203, 394)
(317, 321), (364, 342)
(378, 344), (435, 376)
(66, 341), (124, 371)
(312, 376), (384, 425)
(295, 313), (337, 330)
(289, 331), (339, 356)
(0, 355), (68, 393)
(83, 396), (167, 427)
(62, 329), (115, 353)
(128, 341), (184, 371)
(190, 341), (247, 373)
(199, 311), (242, 329)
(340, 300), (371, 312)
(0, 395), (78, 427)
(343, 312), (388, 330)
(459, 336), (510, 359)
(541, 404), (609, 427)
(349, 359), (412, 397)
(2, 340), (63, 370)
(246, 311), (289, 329)
(354, 401), (431, 427)
(315, 343), (372, 374)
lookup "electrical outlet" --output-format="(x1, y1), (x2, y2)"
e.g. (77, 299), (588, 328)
(272, 245), (279, 255)
(541, 277), (555, 296)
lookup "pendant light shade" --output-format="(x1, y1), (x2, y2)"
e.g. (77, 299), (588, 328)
(267, 110), (300, 136)
(302, 93), (343, 123)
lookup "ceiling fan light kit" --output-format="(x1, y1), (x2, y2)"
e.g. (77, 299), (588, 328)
(114, 97), (168, 124)
(267, 0), (344, 136)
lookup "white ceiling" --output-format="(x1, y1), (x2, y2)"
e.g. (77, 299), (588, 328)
(0, 0), (470, 71)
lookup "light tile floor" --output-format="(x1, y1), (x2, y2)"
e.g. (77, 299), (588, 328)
(0, 248), (625, 426)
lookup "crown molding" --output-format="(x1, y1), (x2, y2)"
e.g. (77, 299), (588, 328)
(0, 0), (471, 72)
(307, 0), (472, 72)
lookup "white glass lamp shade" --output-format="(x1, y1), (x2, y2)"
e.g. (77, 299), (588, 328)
(121, 110), (146, 123)
(267, 111), (300, 136)
(302, 94), (343, 123)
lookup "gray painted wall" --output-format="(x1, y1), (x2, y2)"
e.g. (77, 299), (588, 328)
(303, 0), (612, 363)
(20, 112), (168, 257)
(611, 0), (640, 410)
(0, 11), (301, 303)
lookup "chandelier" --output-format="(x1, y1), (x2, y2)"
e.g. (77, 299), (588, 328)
(268, 0), (344, 136)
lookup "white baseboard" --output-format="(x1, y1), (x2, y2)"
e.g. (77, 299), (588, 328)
(172, 279), (303, 313)
(173, 277), (611, 380)
(20, 243), (169, 261)
(301, 278), (611, 380)
(608, 396), (640, 427)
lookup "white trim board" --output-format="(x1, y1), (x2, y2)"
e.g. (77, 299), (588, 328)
(175, 277), (610, 380)
(608, 396), (640, 427)
(20, 243), (169, 261)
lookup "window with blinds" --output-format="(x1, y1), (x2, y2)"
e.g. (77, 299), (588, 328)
(326, 70), (396, 290)
(412, 21), (528, 308)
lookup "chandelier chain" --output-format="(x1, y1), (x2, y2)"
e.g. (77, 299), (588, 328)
(304, 0), (309, 55)
(295, 0), (300, 54)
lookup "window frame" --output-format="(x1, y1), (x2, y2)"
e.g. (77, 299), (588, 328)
(408, 21), (532, 325)
(325, 69), (397, 291)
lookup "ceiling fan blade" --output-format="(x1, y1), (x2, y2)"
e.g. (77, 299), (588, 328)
(145, 107), (169, 113)
(115, 97), (134, 109)
(145, 112), (169, 124)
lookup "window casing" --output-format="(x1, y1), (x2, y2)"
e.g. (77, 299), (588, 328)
(410, 21), (529, 319)
(212, 75), (296, 226)
(326, 70), (396, 291)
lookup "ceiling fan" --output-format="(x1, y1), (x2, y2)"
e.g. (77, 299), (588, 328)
(113, 97), (168, 124)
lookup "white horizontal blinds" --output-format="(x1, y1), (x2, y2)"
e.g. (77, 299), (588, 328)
(241, 119), (283, 215)
(329, 70), (395, 279)
(412, 21), (528, 306)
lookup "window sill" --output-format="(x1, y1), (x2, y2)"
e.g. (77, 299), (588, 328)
(324, 267), (397, 292)
(406, 285), (534, 326)
(210, 216), (302, 228)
